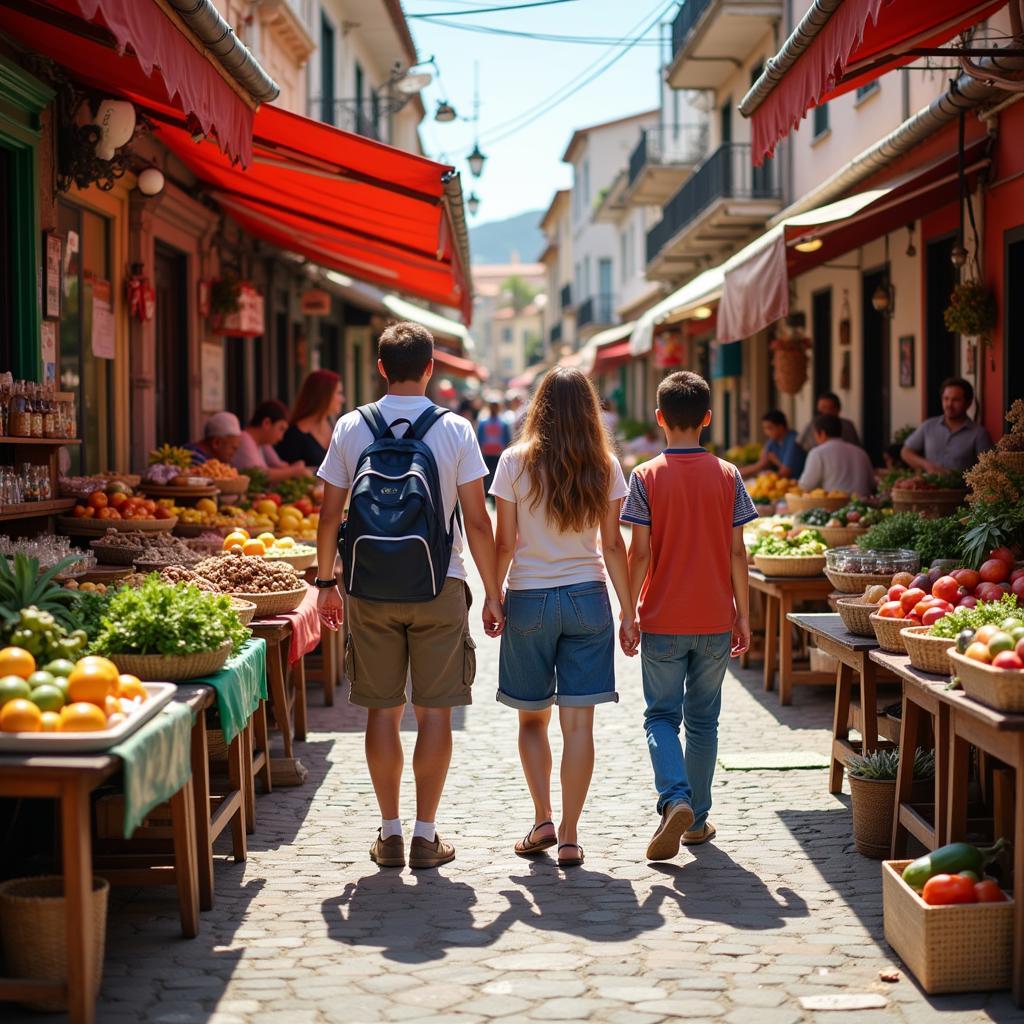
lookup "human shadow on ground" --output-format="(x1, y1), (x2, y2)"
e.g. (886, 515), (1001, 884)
(647, 842), (808, 929)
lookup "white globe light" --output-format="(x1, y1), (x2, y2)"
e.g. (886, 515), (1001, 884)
(93, 99), (136, 160)
(137, 167), (165, 196)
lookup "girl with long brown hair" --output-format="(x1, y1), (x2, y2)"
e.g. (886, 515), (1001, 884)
(276, 369), (344, 468)
(491, 367), (639, 868)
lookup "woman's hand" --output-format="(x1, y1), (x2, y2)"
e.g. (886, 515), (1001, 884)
(483, 594), (505, 638)
(619, 615), (640, 657)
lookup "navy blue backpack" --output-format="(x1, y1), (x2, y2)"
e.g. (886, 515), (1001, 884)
(339, 403), (459, 603)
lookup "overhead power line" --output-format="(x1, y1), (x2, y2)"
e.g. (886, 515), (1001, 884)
(409, 18), (662, 44)
(407, 0), (576, 16)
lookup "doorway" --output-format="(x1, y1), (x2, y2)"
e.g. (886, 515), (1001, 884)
(1005, 229), (1024, 414)
(154, 242), (190, 446)
(812, 288), (832, 400)
(925, 234), (959, 417)
(861, 268), (891, 464)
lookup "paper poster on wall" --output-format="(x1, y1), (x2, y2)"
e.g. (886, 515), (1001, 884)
(201, 342), (225, 411)
(90, 279), (115, 359)
(41, 321), (57, 383)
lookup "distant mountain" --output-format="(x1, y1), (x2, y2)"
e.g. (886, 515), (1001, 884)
(469, 210), (545, 265)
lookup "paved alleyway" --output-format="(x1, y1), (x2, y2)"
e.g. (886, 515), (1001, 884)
(21, 567), (1023, 1024)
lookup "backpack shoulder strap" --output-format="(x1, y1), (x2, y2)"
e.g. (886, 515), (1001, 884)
(358, 402), (392, 440)
(409, 405), (450, 442)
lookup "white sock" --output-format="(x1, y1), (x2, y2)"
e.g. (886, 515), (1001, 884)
(381, 817), (402, 840)
(413, 819), (436, 842)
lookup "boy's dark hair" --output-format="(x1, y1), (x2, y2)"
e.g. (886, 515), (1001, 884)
(813, 414), (843, 438)
(941, 376), (974, 406)
(762, 409), (788, 428)
(249, 399), (289, 427)
(820, 392), (841, 409)
(378, 321), (434, 382)
(657, 371), (711, 430)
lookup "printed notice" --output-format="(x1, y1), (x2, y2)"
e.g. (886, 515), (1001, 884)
(91, 278), (115, 359)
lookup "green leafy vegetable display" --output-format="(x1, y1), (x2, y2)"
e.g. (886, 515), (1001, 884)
(68, 589), (117, 640)
(90, 576), (250, 657)
(751, 530), (826, 556)
(928, 594), (1021, 639)
(0, 554), (81, 634)
(857, 513), (963, 566)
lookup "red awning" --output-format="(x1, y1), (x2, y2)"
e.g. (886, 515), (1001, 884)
(747, 0), (1004, 165)
(0, 0), (256, 165)
(433, 348), (486, 380)
(593, 340), (632, 375)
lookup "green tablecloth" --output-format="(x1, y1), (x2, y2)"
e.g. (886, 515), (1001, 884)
(191, 638), (268, 746)
(111, 702), (192, 838)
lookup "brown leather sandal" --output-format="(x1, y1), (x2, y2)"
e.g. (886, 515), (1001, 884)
(557, 842), (584, 867)
(515, 820), (557, 857)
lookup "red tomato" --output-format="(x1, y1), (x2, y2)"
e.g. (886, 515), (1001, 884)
(952, 569), (980, 591)
(922, 606), (949, 628)
(992, 651), (1024, 670)
(931, 576), (960, 604)
(888, 584), (908, 603)
(878, 601), (906, 619)
(1016, 637), (1024, 660)
(922, 873), (978, 905)
(975, 583), (1006, 603)
(974, 880), (1008, 903)
(980, 559), (1011, 584)
(900, 588), (927, 615)
(990, 546), (1016, 566)
(957, 596), (978, 609)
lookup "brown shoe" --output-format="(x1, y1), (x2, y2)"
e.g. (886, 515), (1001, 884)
(409, 833), (456, 869)
(682, 821), (717, 846)
(370, 829), (405, 868)
(645, 801), (694, 861)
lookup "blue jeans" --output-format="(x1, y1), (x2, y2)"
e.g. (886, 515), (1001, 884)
(641, 631), (731, 827)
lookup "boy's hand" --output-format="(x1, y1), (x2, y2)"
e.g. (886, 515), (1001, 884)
(619, 616), (640, 657)
(731, 615), (750, 657)
(483, 594), (505, 638)
(317, 585), (344, 631)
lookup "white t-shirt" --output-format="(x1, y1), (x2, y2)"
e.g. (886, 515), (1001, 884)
(490, 445), (628, 591)
(317, 395), (488, 580)
(798, 438), (876, 498)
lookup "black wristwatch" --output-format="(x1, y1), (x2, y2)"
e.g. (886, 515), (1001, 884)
(313, 577), (338, 589)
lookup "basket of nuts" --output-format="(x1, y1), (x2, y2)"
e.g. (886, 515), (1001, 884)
(192, 552), (306, 616)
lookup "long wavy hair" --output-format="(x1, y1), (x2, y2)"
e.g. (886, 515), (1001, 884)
(290, 370), (340, 425)
(516, 367), (612, 533)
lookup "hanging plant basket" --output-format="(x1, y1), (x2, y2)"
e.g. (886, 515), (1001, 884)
(943, 280), (996, 343)
(772, 347), (808, 394)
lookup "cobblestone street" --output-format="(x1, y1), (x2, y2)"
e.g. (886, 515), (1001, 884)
(25, 565), (1023, 1024)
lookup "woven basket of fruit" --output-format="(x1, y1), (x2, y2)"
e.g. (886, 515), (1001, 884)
(752, 553), (826, 577)
(949, 650), (1024, 712)
(870, 612), (915, 653)
(813, 525), (867, 548)
(835, 597), (879, 637)
(229, 598), (257, 626)
(111, 641), (232, 681)
(214, 476), (250, 496)
(825, 568), (895, 593)
(891, 488), (967, 519)
(785, 493), (848, 514)
(901, 626), (956, 676)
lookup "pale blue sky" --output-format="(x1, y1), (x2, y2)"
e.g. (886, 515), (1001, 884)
(407, 0), (675, 226)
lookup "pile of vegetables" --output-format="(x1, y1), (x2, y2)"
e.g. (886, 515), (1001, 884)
(858, 513), (964, 567)
(891, 470), (965, 492)
(0, 554), (87, 663)
(902, 840), (1009, 905)
(798, 501), (888, 529)
(750, 530), (827, 557)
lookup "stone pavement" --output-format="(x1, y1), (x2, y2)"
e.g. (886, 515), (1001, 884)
(14, 569), (1023, 1024)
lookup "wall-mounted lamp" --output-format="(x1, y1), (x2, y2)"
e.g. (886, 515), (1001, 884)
(794, 235), (823, 253)
(467, 192), (480, 216)
(951, 243), (968, 268)
(905, 223), (916, 258)
(136, 166), (165, 196)
(93, 99), (136, 160)
(692, 305), (714, 320)
(467, 143), (486, 178)
(434, 100), (457, 123)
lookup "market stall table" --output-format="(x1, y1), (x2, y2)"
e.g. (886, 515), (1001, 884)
(788, 613), (901, 793)
(749, 569), (835, 704)
(872, 649), (1024, 1007)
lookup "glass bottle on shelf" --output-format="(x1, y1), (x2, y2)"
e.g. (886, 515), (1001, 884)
(31, 384), (44, 439)
(0, 378), (9, 437)
(10, 383), (27, 437)
(43, 385), (55, 438)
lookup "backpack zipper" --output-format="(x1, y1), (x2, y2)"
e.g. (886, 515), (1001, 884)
(352, 467), (435, 510)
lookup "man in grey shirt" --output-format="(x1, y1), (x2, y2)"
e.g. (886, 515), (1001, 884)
(798, 393), (861, 450)
(798, 415), (876, 497)
(900, 377), (992, 473)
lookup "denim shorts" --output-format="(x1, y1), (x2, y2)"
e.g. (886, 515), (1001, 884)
(497, 581), (618, 710)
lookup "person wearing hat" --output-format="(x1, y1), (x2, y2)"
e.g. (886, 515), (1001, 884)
(186, 412), (243, 466)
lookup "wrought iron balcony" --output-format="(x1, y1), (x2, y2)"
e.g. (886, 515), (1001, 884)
(309, 97), (383, 141)
(560, 283), (573, 310)
(671, 0), (712, 57)
(577, 295), (615, 330)
(628, 125), (708, 188)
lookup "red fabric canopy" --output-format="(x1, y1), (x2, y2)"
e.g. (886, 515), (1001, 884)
(0, 0), (254, 165)
(432, 348), (486, 380)
(593, 340), (632, 375)
(751, 0), (1004, 165)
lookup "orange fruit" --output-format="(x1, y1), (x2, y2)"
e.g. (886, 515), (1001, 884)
(0, 698), (42, 732)
(104, 695), (122, 717)
(0, 647), (36, 680)
(39, 711), (62, 732)
(87, 490), (108, 509)
(117, 675), (147, 702)
(242, 539), (266, 556)
(67, 658), (120, 706)
(59, 702), (109, 732)
(223, 531), (249, 551)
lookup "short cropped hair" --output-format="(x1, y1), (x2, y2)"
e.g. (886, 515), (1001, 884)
(820, 392), (841, 410)
(657, 371), (711, 430)
(379, 321), (434, 382)
(762, 409), (788, 428)
(249, 399), (289, 427)
(813, 414), (843, 438)
(941, 376), (974, 406)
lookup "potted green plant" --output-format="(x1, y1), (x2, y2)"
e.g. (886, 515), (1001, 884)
(943, 280), (996, 345)
(847, 747), (934, 858)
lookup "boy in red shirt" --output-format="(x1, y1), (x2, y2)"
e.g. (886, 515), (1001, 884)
(620, 371), (757, 859)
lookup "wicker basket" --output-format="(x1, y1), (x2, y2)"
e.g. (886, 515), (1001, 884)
(883, 860), (1012, 993)
(264, 549), (316, 571)
(870, 612), (915, 653)
(0, 875), (109, 1011)
(210, 475), (250, 496)
(807, 524), (867, 548)
(785, 494), (848, 514)
(891, 488), (967, 520)
(109, 641), (232, 681)
(752, 553), (826, 577)
(948, 649), (1024, 712)
(825, 568), (894, 593)
(901, 626), (955, 677)
(228, 585), (306, 617)
(229, 598), (257, 625)
(89, 539), (145, 566)
(848, 774), (896, 858)
(773, 346), (808, 394)
(835, 597), (880, 637)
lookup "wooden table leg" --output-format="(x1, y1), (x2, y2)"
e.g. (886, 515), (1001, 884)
(778, 593), (794, 705)
(935, 703), (951, 846)
(947, 719), (970, 843)
(1014, 743), (1024, 1008)
(763, 595), (779, 693)
(860, 654), (880, 753)
(241, 718), (256, 835)
(254, 699), (272, 794)
(169, 780), (199, 938)
(292, 658), (308, 742)
(61, 778), (96, 1024)
(322, 628), (338, 707)
(266, 639), (294, 759)
(226, 734), (248, 863)
(191, 707), (214, 912)
(829, 661), (853, 795)
(891, 694), (921, 858)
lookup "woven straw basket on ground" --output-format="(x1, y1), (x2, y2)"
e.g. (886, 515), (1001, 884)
(848, 774), (895, 858)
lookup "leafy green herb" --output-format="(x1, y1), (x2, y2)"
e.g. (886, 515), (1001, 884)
(857, 512), (963, 566)
(751, 530), (827, 556)
(847, 747), (934, 781)
(960, 493), (1024, 568)
(67, 588), (117, 640)
(928, 594), (1021, 639)
(90, 577), (250, 657)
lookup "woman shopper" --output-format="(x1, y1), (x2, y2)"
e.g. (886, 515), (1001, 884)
(491, 367), (639, 869)
(276, 370), (344, 468)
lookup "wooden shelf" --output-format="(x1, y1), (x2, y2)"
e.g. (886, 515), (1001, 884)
(0, 436), (81, 446)
(0, 498), (77, 522)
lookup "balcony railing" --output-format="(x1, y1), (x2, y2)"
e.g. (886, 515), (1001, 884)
(646, 143), (781, 265)
(671, 0), (713, 59)
(549, 323), (562, 344)
(309, 97), (382, 141)
(560, 283), (573, 309)
(628, 125), (709, 187)
(577, 295), (615, 329)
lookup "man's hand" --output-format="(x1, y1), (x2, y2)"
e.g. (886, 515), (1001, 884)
(731, 615), (750, 657)
(619, 615), (640, 657)
(483, 594), (505, 637)
(317, 585), (344, 631)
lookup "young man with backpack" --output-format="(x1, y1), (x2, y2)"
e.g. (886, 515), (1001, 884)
(315, 321), (505, 870)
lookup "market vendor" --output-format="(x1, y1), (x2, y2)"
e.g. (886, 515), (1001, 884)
(185, 411), (242, 466)
(798, 392), (861, 450)
(740, 410), (806, 480)
(233, 400), (312, 482)
(798, 414), (876, 497)
(900, 377), (992, 473)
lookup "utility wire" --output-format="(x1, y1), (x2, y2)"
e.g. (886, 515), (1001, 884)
(407, 0), (576, 16)
(410, 19), (662, 44)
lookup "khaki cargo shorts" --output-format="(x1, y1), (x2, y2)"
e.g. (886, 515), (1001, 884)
(344, 578), (477, 709)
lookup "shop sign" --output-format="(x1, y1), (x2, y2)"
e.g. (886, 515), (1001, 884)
(654, 329), (685, 368)
(300, 288), (331, 316)
(41, 322), (56, 383)
(201, 342), (225, 410)
(91, 278), (115, 360)
(215, 285), (264, 337)
(711, 340), (742, 380)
